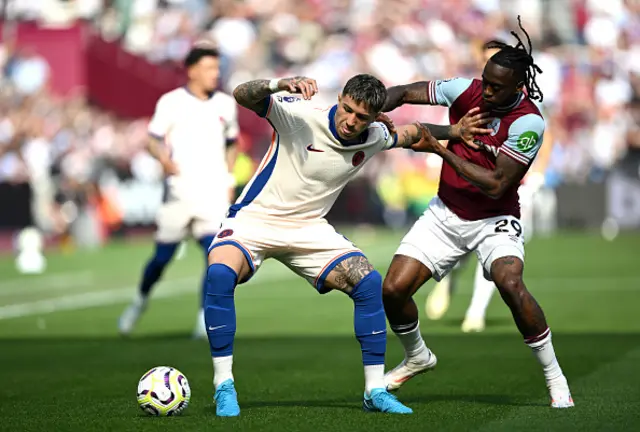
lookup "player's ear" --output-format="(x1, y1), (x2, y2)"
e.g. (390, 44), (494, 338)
(337, 94), (342, 105)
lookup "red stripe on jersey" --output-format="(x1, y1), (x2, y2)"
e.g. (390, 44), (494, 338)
(500, 146), (530, 165)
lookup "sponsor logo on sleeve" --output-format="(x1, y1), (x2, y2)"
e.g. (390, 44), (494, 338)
(516, 131), (539, 152)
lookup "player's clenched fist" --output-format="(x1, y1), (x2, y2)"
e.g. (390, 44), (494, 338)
(278, 77), (319, 100)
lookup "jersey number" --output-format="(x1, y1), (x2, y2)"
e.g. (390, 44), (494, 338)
(494, 219), (522, 237)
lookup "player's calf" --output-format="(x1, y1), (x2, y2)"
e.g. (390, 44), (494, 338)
(491, 256), (547, 338)
(382, 256), (437, 391)
(324, 256), (411, 411)
(205, 244), (253, 417)
(491, 256), (573, 408)
(118, 242), (179, 335)
(325, 257), (387, 393)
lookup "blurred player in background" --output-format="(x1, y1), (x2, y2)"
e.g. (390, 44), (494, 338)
(118, 42), (239, 338)
(203, 73), (486, 416)
(425, 39), (557, 333)
(381, 18), (573, 408)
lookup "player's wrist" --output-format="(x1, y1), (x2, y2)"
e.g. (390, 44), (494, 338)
(269, 79), (281, 93)
(450, 124), (461, 139)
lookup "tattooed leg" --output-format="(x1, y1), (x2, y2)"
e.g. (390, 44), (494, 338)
(323, 255), (391, 396)
(324, 255), (375, 293)
(490, 256), (548, 338)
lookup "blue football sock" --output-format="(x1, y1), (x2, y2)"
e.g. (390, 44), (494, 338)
(139, 242), (179, 297)
(349, 270), (386, 366)
(205, 263), (238, 357)
(198, 235), (216, 308)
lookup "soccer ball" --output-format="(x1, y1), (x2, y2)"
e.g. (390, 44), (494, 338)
(137, 366), (191, 416)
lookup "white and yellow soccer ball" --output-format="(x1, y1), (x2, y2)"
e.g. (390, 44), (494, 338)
(137, 366), (191, 416)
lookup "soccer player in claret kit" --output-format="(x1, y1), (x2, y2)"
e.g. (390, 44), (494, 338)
(119, 42), (239, 338)
(380, 17), (574, 408)
(201, 73), (488, 416)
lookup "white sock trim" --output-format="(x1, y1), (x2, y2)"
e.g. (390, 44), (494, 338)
(212, 355), (234, 389)
(364, 364), (385, 395)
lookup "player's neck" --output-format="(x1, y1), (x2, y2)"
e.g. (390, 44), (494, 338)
(495, 92), (524, 112)
(185, 83), (214, 101)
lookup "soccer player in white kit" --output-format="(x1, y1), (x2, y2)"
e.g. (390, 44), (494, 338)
(118, 43), (239, 338)
(202, 73), (469, 416)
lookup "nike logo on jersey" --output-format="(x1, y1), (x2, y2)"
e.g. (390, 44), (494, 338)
(372, 330), (385, 335)
(208, 325), (227, 331)
(306, 144), (324, 152)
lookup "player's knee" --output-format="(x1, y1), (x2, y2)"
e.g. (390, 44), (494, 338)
(206, 263), (238, 296)
(350, 270), (382, 301)
(495, 274), (526, 301)
(382, 275), (410, 303)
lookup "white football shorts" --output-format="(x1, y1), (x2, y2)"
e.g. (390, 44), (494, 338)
(395, 196), (525, 282)
(207, 213), (362, 292)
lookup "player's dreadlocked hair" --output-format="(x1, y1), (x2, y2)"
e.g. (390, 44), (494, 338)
(486, 16), (544, 102)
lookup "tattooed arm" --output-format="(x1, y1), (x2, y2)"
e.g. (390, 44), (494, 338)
(393, 124), (421, 148)
(324, 256), (375, 293)
(232, 76), (319, 114)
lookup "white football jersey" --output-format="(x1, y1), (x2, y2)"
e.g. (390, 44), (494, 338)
(229, 95), (397, 221)
(148, 87), (238, 204)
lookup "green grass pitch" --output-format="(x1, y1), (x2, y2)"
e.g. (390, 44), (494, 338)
(0, 230), (639, 431)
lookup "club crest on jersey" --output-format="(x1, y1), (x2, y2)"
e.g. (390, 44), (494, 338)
(488, 118), (501, 136)
(217, 229), (234, 239)
(277, 96), (300, 103)
(352, 151), (365, 167)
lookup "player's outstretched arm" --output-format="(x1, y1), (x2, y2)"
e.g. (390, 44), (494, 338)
(421, 108), (493, 143)
(379, 107), (491, 142)
(382, 82), (429, 112)
(409, 123), (528, 199)
(232, 77), (319, 114)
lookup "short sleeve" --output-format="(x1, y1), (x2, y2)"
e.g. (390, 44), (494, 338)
(427, 78), (473, 107)
(499, 114), (545, 165)
(257, 95), (305, 133)
(371, 122), (398, 151)
(148, 95), (172, 139)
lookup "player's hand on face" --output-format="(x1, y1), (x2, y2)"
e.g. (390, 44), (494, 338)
(279, 76), (319, 100)
(375, 113), (396, 136)
(410, 122), (441, 153)
(455, 107), (493, 150)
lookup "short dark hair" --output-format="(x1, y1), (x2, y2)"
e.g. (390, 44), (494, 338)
(341, 74), (387, 114)
(184, 46), (219, 68)
(485, 16), (544, 101)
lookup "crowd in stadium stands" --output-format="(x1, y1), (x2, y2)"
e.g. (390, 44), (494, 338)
(1, 0), (640, 239)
